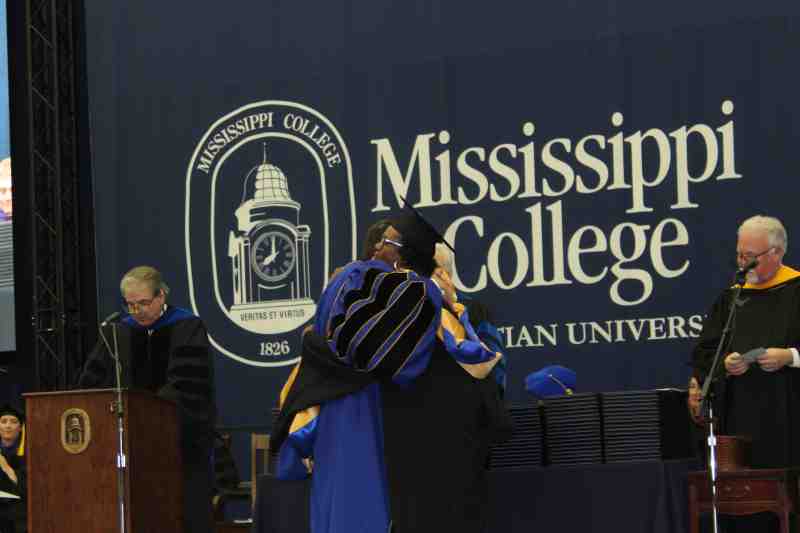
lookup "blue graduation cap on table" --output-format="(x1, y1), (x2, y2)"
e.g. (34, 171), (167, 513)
(525, 365), (576, 398)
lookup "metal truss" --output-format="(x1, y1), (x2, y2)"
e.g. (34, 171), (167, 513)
(25, 0), (87, 390)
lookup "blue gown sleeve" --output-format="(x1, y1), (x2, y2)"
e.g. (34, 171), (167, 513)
(318, 261), (442, 386)
(276, 415), (318, 480)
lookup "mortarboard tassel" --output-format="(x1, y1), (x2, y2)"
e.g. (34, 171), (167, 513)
(17, 424), (24, 457)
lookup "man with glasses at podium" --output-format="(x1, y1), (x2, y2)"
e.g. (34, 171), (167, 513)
(78, 265), (216, 533)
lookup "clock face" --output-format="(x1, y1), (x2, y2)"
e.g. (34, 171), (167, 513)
(251, 230), (297, 283)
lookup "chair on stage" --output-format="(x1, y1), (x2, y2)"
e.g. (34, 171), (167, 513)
(212, 432), (251, 523)
(251, 433), (271, 505)
(211, 431), (275, 533)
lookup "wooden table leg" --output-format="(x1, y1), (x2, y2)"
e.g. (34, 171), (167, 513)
(688, 484), (699, 533)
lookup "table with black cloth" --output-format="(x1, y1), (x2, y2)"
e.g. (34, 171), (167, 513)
(252, 459), (696, 533)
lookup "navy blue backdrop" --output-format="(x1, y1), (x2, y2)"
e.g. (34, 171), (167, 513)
(83, 1), (800, 442)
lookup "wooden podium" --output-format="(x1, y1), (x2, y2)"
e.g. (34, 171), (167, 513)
(24, 389), (183, 532)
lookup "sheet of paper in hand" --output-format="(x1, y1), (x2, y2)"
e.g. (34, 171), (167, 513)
(740, 347), (766, 364)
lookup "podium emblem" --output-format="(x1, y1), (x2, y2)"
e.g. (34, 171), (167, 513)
(61, 408), (91, 454)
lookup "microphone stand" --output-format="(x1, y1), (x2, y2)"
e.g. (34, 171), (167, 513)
(99, 321), (127, 533)
(699, 269), (746, 533)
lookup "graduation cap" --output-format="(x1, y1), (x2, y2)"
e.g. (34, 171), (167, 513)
(0, 402), (24, 423)
(389, 197), (455, 276)
(525, 365), (576, 398)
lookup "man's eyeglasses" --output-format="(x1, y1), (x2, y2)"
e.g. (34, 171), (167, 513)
(122, 294), (160, 312)
(736, 247), (774, 263)
(380, 237), (403, 248)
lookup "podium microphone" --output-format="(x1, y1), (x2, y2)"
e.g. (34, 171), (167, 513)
(98, 312), (123, 364)
(736, 258), (759, 276)
(100, 311), (122, 328)
(101, 311), (122, 327)
(97, 309), (128, 533)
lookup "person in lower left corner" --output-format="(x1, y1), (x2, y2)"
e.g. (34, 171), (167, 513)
(0, 403), (26, 533)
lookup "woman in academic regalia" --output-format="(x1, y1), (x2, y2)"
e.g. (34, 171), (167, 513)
(0, 403), (26, 533)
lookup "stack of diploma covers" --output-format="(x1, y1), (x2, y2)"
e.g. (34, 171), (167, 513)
(488, 404), (543, 469)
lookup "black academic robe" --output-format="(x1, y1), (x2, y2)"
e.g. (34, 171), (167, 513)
(0, 445), (25, 533)
(381, 340), (511, 533)
(692, 273), (800, 469)
(77, 306), (215, 533)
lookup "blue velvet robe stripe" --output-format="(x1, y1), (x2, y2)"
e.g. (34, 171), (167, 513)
(323, 261), (442, 379)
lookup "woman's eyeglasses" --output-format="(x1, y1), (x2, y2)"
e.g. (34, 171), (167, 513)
(380, 237), (403, 248)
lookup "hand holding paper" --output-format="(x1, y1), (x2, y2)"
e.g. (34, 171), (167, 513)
(740, 347), (766, 364)
(724, 352), (749, 376)
(757, 347), (793, 372)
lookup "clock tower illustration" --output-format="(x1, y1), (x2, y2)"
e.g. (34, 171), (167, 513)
(228, 145), (315, 332)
